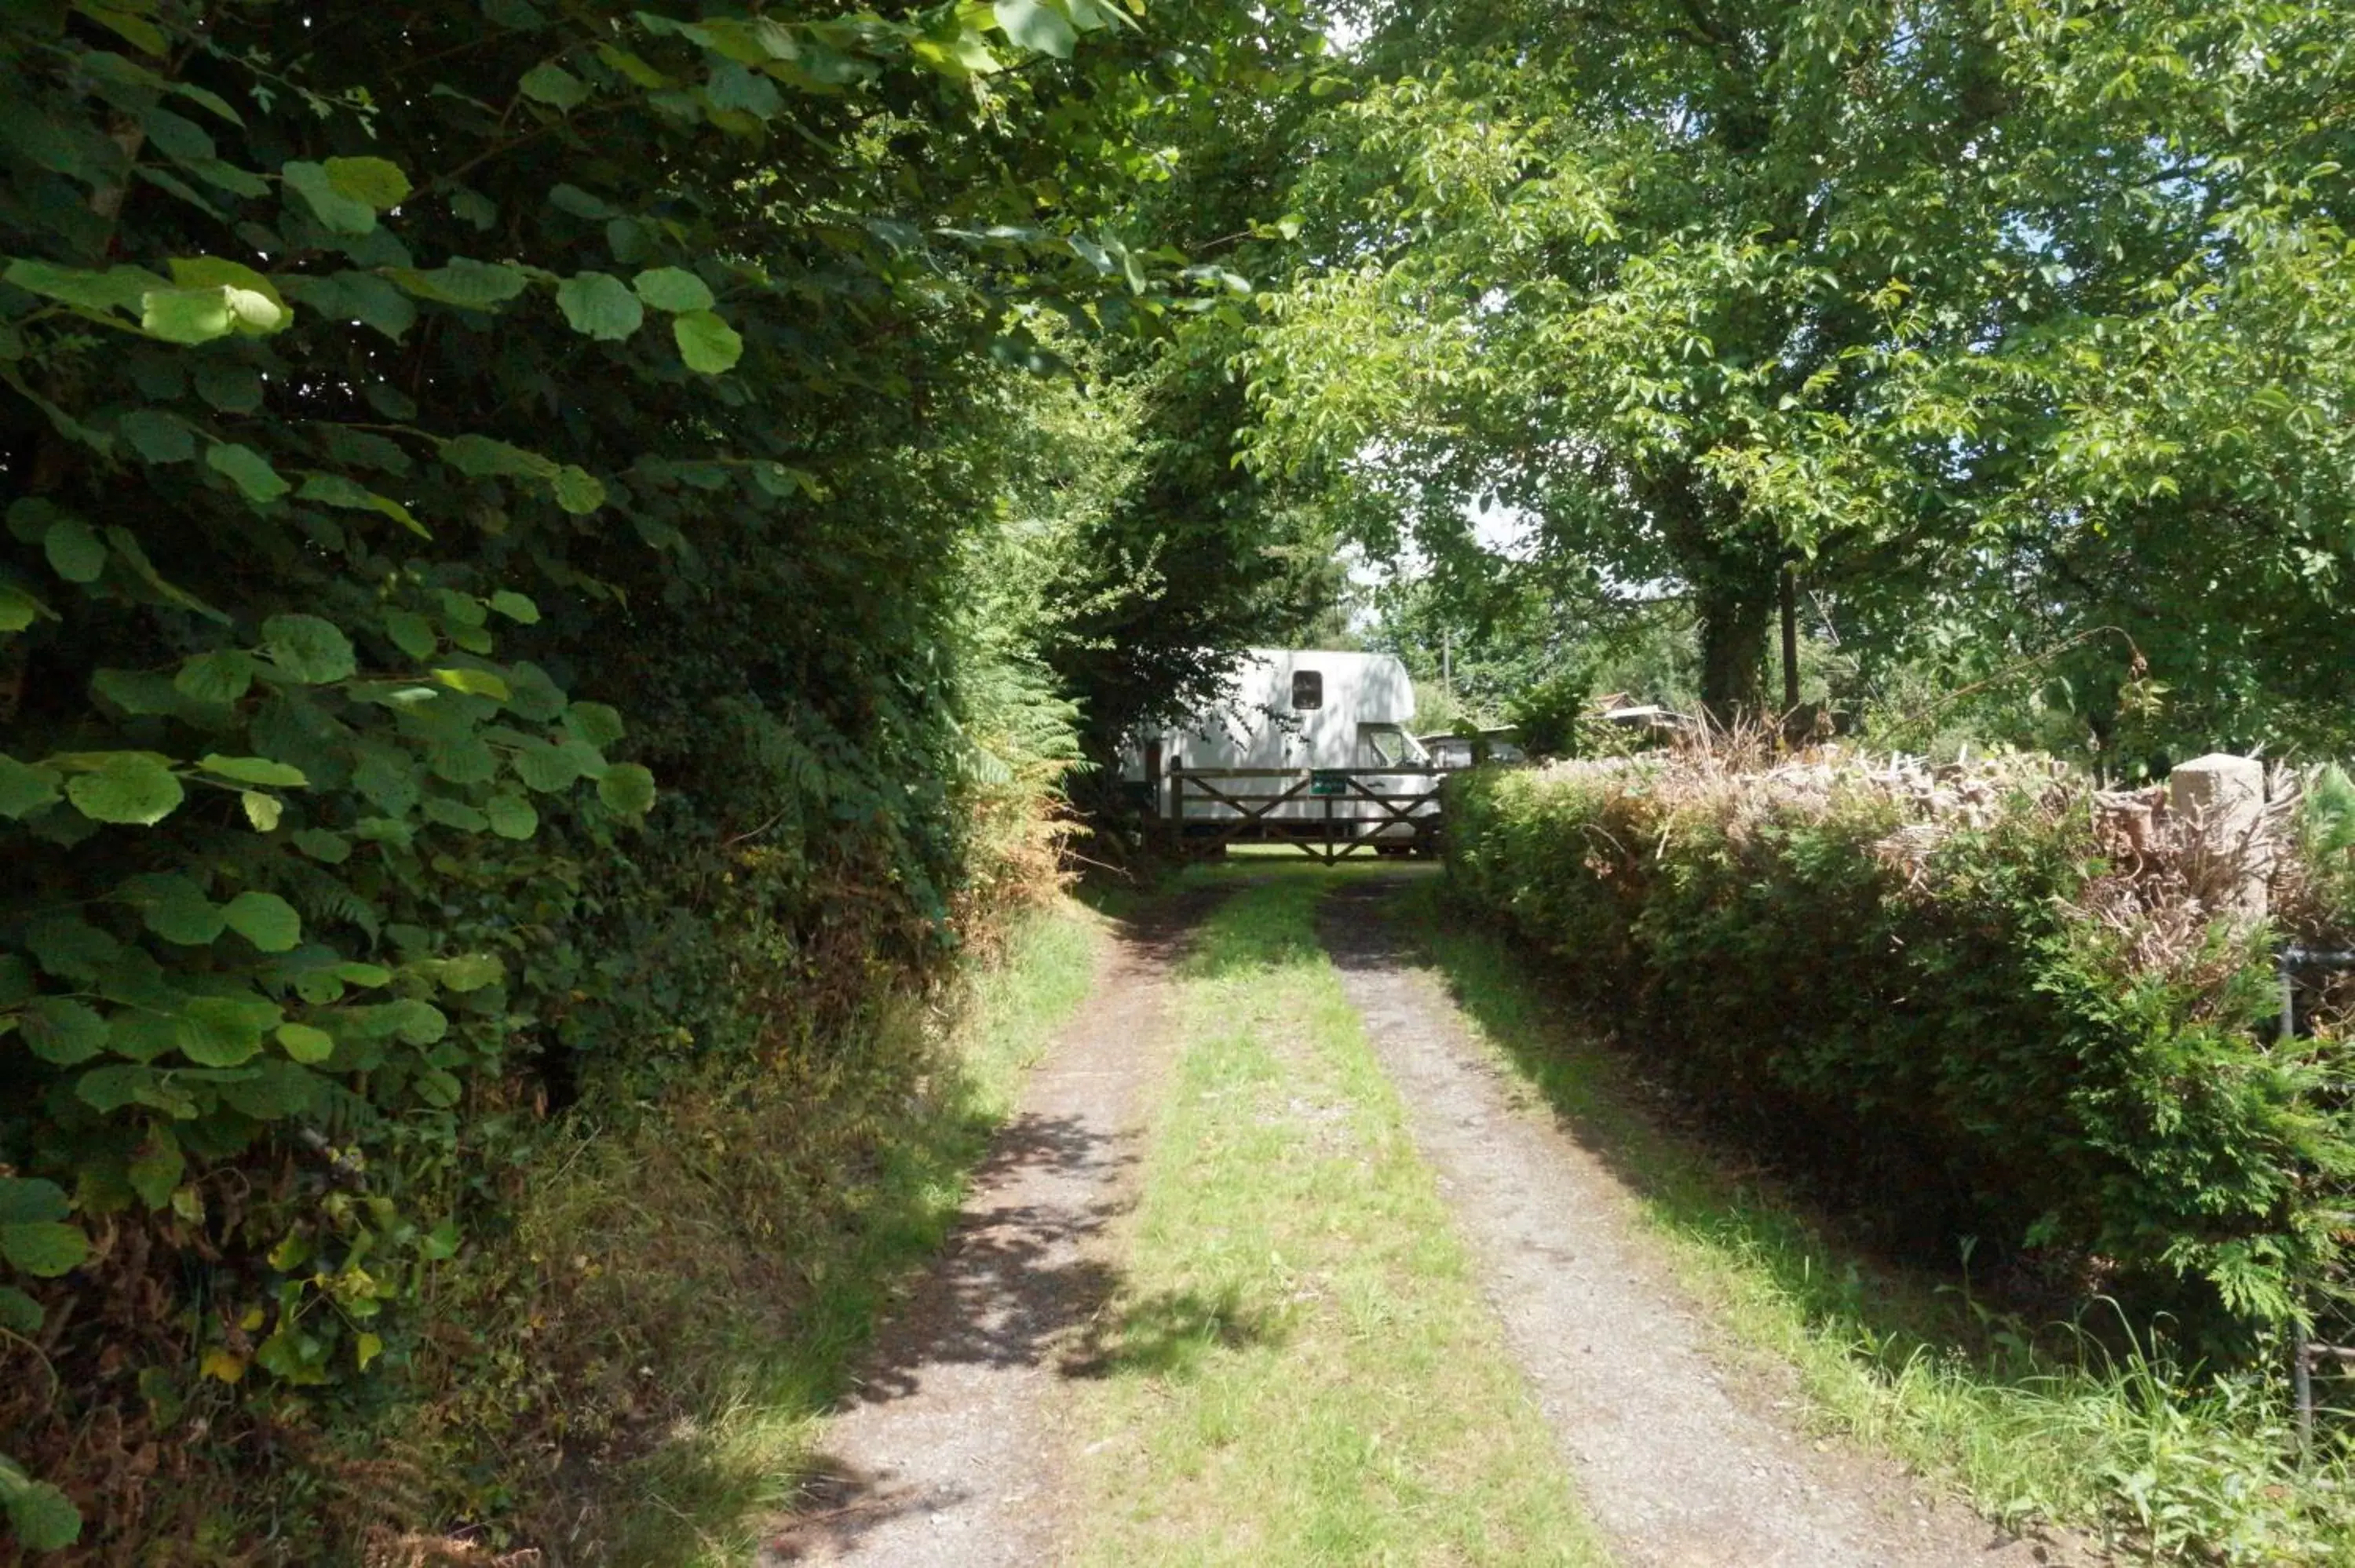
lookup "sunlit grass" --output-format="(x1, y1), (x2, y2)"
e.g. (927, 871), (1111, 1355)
(1069, 870), (1603, 1567)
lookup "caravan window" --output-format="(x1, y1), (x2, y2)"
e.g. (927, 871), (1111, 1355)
(1291, 669), (1324, 709)
(1357, 725), (1405, 767)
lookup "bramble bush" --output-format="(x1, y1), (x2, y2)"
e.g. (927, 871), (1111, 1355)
(1445, 752), (2355, 1352)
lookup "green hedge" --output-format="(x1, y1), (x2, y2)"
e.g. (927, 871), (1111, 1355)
(1445, 758), (2355, 1347)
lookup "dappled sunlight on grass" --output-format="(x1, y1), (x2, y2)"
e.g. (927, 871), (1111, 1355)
(1068, 870), (1604, 1568)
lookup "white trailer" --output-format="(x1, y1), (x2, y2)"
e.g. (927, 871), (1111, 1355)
(1122, 650), (1443, 853)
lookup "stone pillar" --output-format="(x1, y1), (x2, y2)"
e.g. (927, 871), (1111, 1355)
(2168, 753), (2269, 919)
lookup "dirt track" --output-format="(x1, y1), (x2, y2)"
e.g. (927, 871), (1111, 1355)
(762, 872), (2063, 1566)
(1318, 876), (2051, 1568)
(756, 895), (1205, 1567)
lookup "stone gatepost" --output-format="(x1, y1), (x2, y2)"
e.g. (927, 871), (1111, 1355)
(2168, 753), (2270, 919)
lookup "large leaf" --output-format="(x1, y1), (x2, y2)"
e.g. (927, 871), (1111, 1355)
(281, 159), (376, 233)
(42, 515), (105, 582)
(64, 752), (184, 825)
(0, 755), (62, 819)
(673, 309), (743, 373)
(221, 892), (301, 952)
(20, 998), (107, 1064)
(323, 155), (411, 210)
(206, 441), (291, 503)
(261, 614), (356, 684)
(994, 0), (1076, 57)
(0, 1220), (89, 1278)
(556, 271), (644, 339)
(631, 266), (713, 312)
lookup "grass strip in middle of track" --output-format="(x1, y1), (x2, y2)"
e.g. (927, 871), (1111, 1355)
(1069, 868), (1603, 1567)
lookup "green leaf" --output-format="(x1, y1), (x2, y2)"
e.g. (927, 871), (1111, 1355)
(221, 892), (301, 952)
(24, 916), (119, 983)
(199, 754), (308, 788)
(556, 270), (643, 340)
(292, 828), (351, 863)
(386, 258), (528, 310)
(174, 650), (256, 704)
(174, 994), (282, 1065)
(0, 957), (31, 1008)
(440, 433), (556, 480)
(124, 873), (225, 944)
(0, 755), (62, 819)
(431, 667), (509, 700)
(488, 590), (540, 624)
(140, 285), (239, 344)
(1, 1475), (83, 1551)
(281, 159), (376, 234)
(994, 0), (1076, 57)
(206, 441), (291, 504)
(298, 473), (427, 537)
(43, 515), (105, 582)
(631, 266), (713, 312)
(0, 1220), (89, 1278)
(597, 762), (656, 815)
(563, 701), (626, 746)
(512, 741), (581, 793)
(64, 752), (184, 826)
(276, 1023), (334, 1063)
(673, 309), (743, 374)
(383, 609), (437, 660)
(3, 258), (161, 314)
(0, 582), (55, 634)
(118, 408), (196, 464)
(323, 155), (411, 210)
(485, 792), (538, 840)
(552, 466), (605, 513)
(90, 668), (184, 716)
(261, 614), (356, 683)
(519, 61), (590, 109)
(280, 271), (416, 341)
(0, 1285), (42, 1335)
(127, 1129), (184, 1209)
(167, 256), (287, 334)
(20, 998), (107, 1064)
(0, 1180), (68, 1226)
(242, 791), (283, 832)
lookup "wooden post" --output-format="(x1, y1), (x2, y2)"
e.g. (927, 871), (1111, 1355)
(1780, 562), (1800, 715)
(1144, 738), (1163, 819)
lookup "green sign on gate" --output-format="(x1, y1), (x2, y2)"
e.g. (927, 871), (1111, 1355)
(1309, 769), (1350, 797)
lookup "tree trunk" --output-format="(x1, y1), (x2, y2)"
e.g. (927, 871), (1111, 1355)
(1696, 578), (1772, 727)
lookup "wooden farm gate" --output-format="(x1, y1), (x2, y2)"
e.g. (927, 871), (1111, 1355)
(1162, 763), (1444, 863)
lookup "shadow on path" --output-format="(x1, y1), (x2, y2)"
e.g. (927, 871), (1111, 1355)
(761, 888), (1228, 1567)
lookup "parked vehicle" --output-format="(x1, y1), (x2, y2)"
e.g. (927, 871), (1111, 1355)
(1122, 650), (1440, 844)
(1419, 728), (1528, 769)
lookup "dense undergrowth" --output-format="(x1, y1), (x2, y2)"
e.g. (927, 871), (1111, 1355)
(0, 0), (1170, 1558)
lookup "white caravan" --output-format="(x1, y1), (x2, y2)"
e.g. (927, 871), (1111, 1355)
(1122, 649), (1440, 843)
